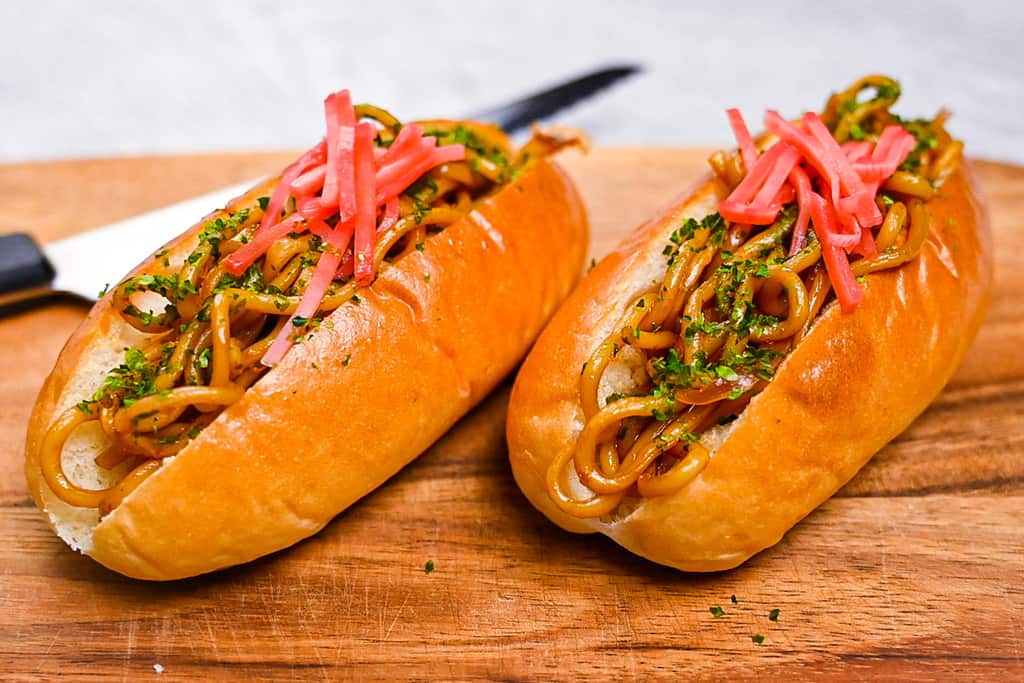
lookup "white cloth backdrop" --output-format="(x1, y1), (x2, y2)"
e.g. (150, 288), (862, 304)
(2, 0), (1021, 163)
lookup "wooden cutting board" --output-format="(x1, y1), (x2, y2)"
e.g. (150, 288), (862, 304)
(1, 149), (1021, 681)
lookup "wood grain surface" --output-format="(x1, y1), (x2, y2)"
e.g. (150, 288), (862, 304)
(0, 149), (1021, 681)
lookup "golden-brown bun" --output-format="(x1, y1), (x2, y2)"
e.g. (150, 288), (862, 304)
(26, 158), (588, 580)
(507, 164), (992, 572)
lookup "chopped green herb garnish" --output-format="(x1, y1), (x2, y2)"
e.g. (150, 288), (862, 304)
(892, 114), (940, 171)
(709, 606), (726, 618)
(664, 213), (727, 265)
(769, 609), (780, 622)
(730, 595), (738, 604)
(651, 404), (674, 422)
(752, 634), (765, 644)
(93, 346), (160, 407)
(647, 344), (776, 405)
(670, 218), (698, 245)
(424, 560), (435, 575)
(214, 263), (265, 294)
(411, 197), (431, 224)
(198, 208), (250, 246)
(405, 176), (439, 201)
(683, 313), (725, 342)
(876, 81), (901, 101)
(715, 365), (740, 382)
(424, 124), (513, 180)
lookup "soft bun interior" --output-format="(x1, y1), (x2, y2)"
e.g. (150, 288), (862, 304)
(41, 322), (147, 552)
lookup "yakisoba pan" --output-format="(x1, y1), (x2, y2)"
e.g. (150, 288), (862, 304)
(507, 75), (992, 571)
(25, 89), (588, 580)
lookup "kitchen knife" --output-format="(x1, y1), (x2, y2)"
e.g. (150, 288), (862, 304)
(0, 64), (640, 308)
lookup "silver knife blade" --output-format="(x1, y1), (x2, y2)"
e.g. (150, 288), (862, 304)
(45, 179), (257, 300)
(39, 64), (639, 302)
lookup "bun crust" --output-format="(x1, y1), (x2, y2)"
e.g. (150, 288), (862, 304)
(26, 159), (587, 580)
(507, 164), (992, 572)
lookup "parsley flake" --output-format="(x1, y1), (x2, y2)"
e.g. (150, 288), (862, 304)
(715, 365), (740, 382)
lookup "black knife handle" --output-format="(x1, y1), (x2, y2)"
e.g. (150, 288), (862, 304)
(0, 233), (55, 295)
